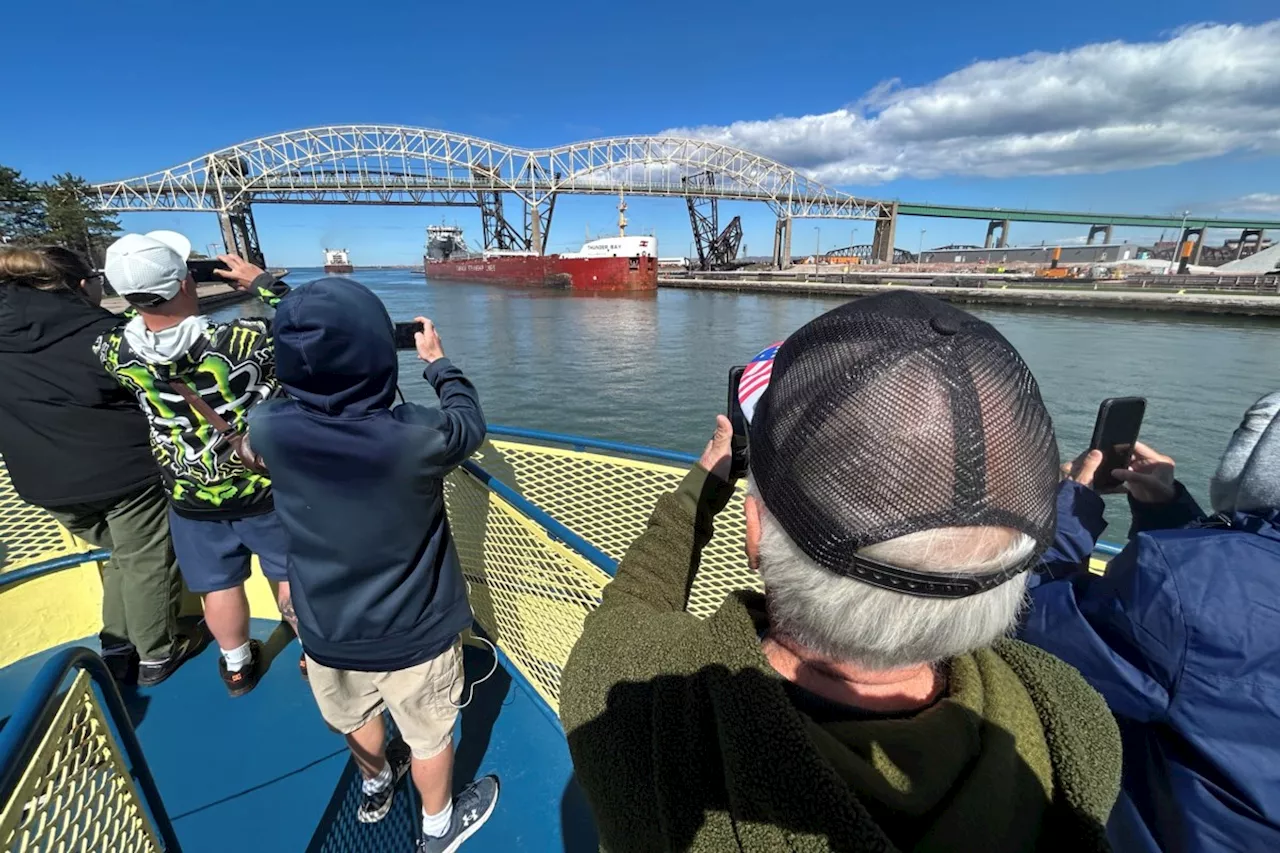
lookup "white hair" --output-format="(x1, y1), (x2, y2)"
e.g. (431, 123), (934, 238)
(754, 492), (1035, 671)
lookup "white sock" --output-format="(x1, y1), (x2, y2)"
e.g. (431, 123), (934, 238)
(422, 801), (453, 838)
(361, 762), (392, 795)
(221, 642), (253, 673)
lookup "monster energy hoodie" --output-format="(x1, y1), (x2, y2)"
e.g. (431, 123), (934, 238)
(94, 273), (290, 519)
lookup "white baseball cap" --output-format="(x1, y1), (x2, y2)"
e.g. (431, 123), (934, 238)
(104, 230), (193, 302)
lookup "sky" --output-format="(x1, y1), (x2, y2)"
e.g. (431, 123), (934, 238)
(2, 0), (1278, 266)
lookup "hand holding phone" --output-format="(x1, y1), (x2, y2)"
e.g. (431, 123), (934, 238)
(726, 366), (750, 480)
(1088, 397), (1146, 491)
(393, 320), (425, 350)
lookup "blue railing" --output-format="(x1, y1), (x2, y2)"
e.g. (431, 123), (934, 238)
(0, 647), (183, 851)
(488, 425), (700, 466)
(0, 548), (111, 591)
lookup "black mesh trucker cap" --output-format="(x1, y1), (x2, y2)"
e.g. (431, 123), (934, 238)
(749, 291), (1060, 599)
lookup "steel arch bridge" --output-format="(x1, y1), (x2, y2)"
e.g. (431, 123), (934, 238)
(824, 244), (916, 264)
(90, 125), (886, 221)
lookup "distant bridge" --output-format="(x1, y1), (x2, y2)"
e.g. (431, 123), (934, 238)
(89, 125), (1280, 268)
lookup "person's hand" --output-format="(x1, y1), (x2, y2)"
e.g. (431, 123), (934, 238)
(1062, 449), (1109, 491)
(1114, 441), (1177, 504)
(698, 415), (735, 483)
(213, 254), (266, 289)
(414, 316), (445, 363)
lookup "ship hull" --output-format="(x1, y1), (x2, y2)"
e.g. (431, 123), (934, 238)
(424, 254), (656, 291)
(323, 264), (354, 274)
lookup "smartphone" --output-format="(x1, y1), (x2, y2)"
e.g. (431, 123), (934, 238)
(393, 321), (424, 350)
(1089, 397), (1146, 490)
(727, 366), (749, 479)
(187, 258), (232, 283)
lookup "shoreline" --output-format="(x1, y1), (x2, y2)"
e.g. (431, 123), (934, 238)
(658, 276), (1280, 317)
(101, 282), (255, 315)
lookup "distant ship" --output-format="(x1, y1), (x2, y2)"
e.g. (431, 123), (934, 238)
(422, 195), (657, 291)
(323, 248), (354, 274)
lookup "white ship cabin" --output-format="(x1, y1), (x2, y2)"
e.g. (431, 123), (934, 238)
(562, 235), (658, 259)
(324, 248), (351, 266)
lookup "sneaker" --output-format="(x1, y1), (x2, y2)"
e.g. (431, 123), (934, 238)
(139, 634), (200, 687)
(218, 639), (263, 698)
(357, 740), (411, 824)
(417, 775), (500, 853)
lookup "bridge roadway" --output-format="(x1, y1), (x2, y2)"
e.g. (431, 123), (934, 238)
(893, 203), (1280, 231)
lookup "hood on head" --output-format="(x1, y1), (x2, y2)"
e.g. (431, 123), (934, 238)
(272, 277), (397, 416)
(1211, 390), (1280, 514)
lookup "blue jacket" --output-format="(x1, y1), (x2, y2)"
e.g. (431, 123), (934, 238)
(1022, 481), (1280, 853)
(248, 278), (485, 672)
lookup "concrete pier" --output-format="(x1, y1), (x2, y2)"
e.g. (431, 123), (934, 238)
(660, 276), (1280, 317)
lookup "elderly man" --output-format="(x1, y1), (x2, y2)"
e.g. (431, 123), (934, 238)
(561, 292), (1122, 853)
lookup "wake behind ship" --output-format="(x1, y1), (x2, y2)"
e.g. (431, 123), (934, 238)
(424, 225), (658, 291)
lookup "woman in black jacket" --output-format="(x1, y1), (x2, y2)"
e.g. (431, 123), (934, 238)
(0, 246), (193, 684)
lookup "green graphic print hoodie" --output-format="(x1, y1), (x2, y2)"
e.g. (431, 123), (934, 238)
(95, 274), (289, 519)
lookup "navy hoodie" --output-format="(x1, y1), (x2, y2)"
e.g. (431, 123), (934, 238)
(248, 278), (485, 671)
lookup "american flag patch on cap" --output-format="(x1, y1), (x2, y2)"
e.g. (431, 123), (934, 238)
(738, 342), (782, 424)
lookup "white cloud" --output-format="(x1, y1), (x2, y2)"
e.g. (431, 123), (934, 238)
(1228, 193), (1280, 213)
(665, 22), (1280, 185)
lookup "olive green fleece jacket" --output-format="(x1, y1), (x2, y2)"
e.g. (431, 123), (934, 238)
(560, 466), (1122, 853)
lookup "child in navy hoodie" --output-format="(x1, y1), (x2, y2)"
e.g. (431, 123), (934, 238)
(248, 278), (498, 850)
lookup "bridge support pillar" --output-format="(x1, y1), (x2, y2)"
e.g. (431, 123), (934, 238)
(525, 195), (556, 255)
(218, 204), (265, 268)
(1176, 227), (1205, 274)
(984, 219), (1010, 249)
(1236, 228), (1264, 260)
(871, 203), (898, 264)
(773, 217), (793, 269)
(1087, 224), (1113, 245)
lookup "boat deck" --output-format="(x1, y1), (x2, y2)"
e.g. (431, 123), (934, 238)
(0, 619), (596, 852)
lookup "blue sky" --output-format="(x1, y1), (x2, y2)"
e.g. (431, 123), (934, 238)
(3, 0), (1278, 266)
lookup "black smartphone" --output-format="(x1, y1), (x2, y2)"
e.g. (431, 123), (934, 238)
(188, 258), (231, 282)
(393, 321), (424, 350)
(1089, 397), (1146, 490)
(727, 366), (749, 480)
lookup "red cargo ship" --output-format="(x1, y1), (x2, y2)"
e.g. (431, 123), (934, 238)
(424, 227), (658, 291)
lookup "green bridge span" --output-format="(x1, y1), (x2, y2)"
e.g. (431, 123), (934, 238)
(893, 203), (1280, 231)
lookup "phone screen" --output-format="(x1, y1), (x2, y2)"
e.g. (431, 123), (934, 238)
(392, 321), (424, 350)
(1089, 397), (1146, 490)
(727, 366), (749, 479)
(188, 258), (231, 282)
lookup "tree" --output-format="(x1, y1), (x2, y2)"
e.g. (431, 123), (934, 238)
(42, 173), (119, 266)
(0, 165), (46, 245)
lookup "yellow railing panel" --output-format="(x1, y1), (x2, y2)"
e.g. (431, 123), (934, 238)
(0, 670), (162, 853)
(444, 469), (614, 712)
(477, 440), (760, 620)
(0, 459), (82, 572)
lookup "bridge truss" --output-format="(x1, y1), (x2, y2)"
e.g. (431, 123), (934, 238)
(824, 244), (916, 265)
(91, 126), (886, 222)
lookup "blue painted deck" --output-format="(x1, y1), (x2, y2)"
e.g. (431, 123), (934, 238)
(0, 619), (597, 852)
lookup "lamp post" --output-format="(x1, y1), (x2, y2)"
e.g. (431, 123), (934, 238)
(814, 226), (821, 268)
(1168, 210), (1190, 274)
(918, 229), (927, 272)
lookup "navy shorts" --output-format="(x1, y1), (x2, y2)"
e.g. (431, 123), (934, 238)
(169, 509), (290, 593)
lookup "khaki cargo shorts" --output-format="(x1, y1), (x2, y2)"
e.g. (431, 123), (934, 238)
(306, 641), (463, 760)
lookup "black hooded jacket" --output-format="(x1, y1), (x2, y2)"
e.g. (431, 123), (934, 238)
(0, 285), (158, 507)
(248, 278), (485, 671)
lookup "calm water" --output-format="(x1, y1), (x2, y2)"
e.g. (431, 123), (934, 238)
(218, 268), (1280, 507)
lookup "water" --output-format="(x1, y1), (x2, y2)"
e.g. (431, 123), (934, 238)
(218, 268), (1280, 507)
